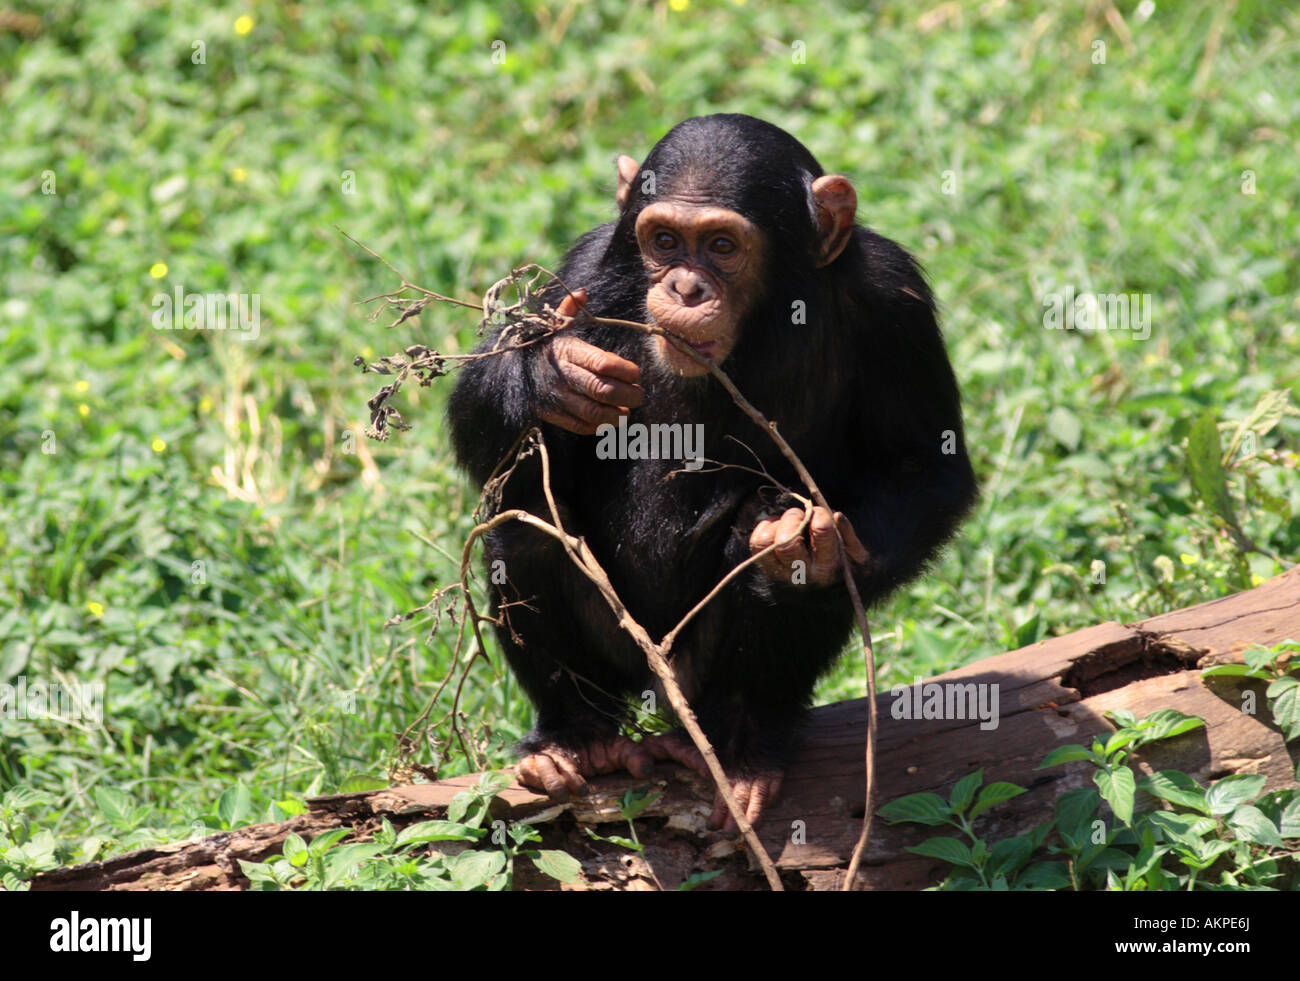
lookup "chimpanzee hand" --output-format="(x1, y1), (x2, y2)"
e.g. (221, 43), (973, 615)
(534, 289), (644, 435)
(749, 506), (868, 587)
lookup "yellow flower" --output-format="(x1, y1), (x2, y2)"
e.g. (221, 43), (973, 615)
(669, 0), (688, 9)
(78, 403), (90, 418)
(152, 438), (167, 453)
(150, 262), (168, 279)
(75, 380), (90, 393)
(232, 167), (248, 183)
(361, 345), (374, 359)
(199, 395), (214, 414)
(1250, 574), (1265, 587)
(87, 601), (104, 617)
(1178, 553), (1199, 565)
(235, 15), (254, 35)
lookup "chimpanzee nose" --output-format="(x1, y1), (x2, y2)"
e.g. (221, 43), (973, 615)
(669, 270), (707, 305)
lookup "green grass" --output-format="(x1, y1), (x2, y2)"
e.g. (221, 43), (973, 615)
(1, 0), (1297, 880)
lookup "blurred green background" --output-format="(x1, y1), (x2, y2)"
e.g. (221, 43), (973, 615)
(0, 0), (1296, 877)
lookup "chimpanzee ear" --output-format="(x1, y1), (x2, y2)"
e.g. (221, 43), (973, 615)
(811, 174), (858, 267)
(616, 154), (641, 210)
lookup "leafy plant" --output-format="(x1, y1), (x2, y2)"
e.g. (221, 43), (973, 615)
(237, 771), (580, 890)
(879, 707), (1299, 890)
(1202, 639), (1300, 742)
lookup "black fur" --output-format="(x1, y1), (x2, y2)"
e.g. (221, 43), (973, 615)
(448, 114), (977, 775)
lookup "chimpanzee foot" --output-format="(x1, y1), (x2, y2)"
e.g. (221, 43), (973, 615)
(643, 730), (783, 831)
(709, 771), (783, 832)
(516, 735), (656, 801)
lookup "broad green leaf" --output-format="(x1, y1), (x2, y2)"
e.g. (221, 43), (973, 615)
(907, 836), (975, 869)
(1223, 389), (1290, 461)
(94, 787), (134, 829)
(283, 833), (308, 868)
(1047, 406), (1082, 452)
(1054, 787), (1100, 839)
(1205, 774), (1266, 815)
(1267, 680), (1300, 740)
(479, 771), (513, 794)
(948, 770), (983, 815)
(877, 792), (952, 826)
(1018, 862), (1072, 889)
(988, 835), (1034, 878)
(1106, 709), (1139, 729)
(1185, 412), (1238, 528)
(531, 849), (582, 884)
(1141, 770), (1208, 814)
(1136, 709), (1206, 745)
(1147, 811), (1217, 844)
(1038, 745), (1093, 768)
(447, 791), (472, 825)
(1244, 645), (1277, 673)
(275, 798), (308, 817)
(1094, 766), (1136, 825)
(339, 774), (388, 793)
(620, 787), (663, 821)
(1226, 805), (1283, 848)
(1279, 794), (1300, 838)
(1103, 729), (1138, 755)
(218, 783), (252, 828)
(969, 782), (1027, 821)
(451, 849), (506, 890)
(307, 829), (350, 854)
(1200, 663), (1255, 678)
(396, 820), (482, 845)
(676, 870), (724, 891)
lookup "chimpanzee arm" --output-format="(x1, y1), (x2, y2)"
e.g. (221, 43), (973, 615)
(446, 224), (623, 486)
(725, 230), (977, 609)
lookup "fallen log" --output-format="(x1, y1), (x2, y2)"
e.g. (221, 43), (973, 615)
(31, 566), (1300, 891)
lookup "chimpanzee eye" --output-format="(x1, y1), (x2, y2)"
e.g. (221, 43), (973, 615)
(653, 231), (678, 252)
(710, 236), (736, 255)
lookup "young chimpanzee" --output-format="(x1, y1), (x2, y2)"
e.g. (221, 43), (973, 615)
(448, 114), (977, 828)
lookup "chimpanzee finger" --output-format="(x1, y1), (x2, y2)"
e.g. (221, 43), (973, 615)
(557, 336), (642, 386)
(772, 507), (810, 566)
(644, 732), (708, 777)
(833, 511), (870, 564)
(555, 389), (626, 431)
(712, 781), (754, 832)
(587, 739), (610, 773)
(807, 507), (840, 583)
(744, 774), (781, 827)
(518, 751), (587, 800)
(610, 737), (656, 779)
(538, 404), (602, 436)
(709, 789), (730, 830)
(556, 356), (644, 409)
(748, 518), (777, 553)
(553, 288), (588, 323)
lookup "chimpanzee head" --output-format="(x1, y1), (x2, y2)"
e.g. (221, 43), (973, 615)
(610, 114), (857, 377)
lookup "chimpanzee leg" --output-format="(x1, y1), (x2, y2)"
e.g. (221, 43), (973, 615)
(682, 592), (853, 827)
(485, 520), (655, 798)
